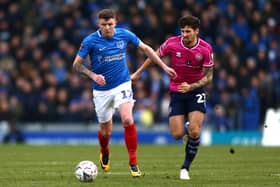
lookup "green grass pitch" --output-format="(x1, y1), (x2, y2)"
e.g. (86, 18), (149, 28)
(0, 145), (279, 187)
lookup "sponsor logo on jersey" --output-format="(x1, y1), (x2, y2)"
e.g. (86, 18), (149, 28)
(185, 60), (192, 65)
(98, 53), (126, 63)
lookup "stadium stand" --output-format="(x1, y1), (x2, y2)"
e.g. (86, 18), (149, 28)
(0, 0), (279, 132)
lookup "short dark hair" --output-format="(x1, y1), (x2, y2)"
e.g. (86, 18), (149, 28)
(98, 9), (116, 20)
(178, 16), (200, 29)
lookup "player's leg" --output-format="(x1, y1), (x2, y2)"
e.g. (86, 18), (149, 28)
(169, 115), (190, 180)
(181, 111), (204, 177)
(93, 89), (114, 172)
(183, 121), (190, 145)
(119, 102), (142, 177)
(184, 121), (190, 136)
(169, 115), (185, 139)
(180, 89), (206, 179)
(98, 120), (112, 172)
(119, 102), (136, 164)
(115, 81), (142, 177)
(168, 92), (191, 179)
(168, 92), (186, 139)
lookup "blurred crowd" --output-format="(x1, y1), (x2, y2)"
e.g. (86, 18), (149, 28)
(0, 0), (279, 131)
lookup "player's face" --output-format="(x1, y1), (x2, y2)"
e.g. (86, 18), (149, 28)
(98, 18), (116, 38)
(181, 26), (199, 47)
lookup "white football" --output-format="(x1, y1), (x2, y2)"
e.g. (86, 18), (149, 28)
(75, 160), (98, 182)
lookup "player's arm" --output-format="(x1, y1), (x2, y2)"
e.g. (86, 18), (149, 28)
(190, 66), (213, 90)
(130, 51), (156, 81)
(178, 66), (213, 93)
(72, 55), (106, 85)
(137, 42), (177, 79)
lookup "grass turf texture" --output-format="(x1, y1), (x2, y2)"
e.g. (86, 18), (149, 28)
(0, 145), (279, 187)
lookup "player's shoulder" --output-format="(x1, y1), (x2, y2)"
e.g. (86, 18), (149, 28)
(115, 28), (133, 35)
(166, 35), (181, 43)
(115, 27), (127, 32)
(82, 31), (99, 43)
(162, 36), (181, 48)
(198, 38), (212, 49)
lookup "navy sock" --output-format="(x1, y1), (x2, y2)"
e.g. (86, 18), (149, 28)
(182, 136), (200, 171)
(184, 122), (189, 136)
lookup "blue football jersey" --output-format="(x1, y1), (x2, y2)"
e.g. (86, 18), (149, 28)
(77, 28), (140, 90)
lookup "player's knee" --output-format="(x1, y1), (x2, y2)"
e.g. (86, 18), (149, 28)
(171, 131), (184, 140)
(122, 117), (134, 126)
(189, 129), (200, 138)
(100, 130), (111, 137)
(104, 132), (111, 137)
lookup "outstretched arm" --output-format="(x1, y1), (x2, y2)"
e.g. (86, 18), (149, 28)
(73, 55), (106, 86)
(130, 53), (155, 81)
(178, 66), (213, 93)
(136, 42), (176, 79)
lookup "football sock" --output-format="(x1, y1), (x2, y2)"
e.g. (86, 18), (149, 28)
(98, 130), (110, 156)
(184, 122), (189, 135)
(124, 124), (138, 165)
(182, 136), (200, 171)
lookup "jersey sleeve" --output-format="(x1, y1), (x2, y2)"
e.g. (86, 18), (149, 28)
(203, 45), (214, 68)
(124, 29), (140, 46)
(159, 39), (171, 57)
(77, 38), (91, 59)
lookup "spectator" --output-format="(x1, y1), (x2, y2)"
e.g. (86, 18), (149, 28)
(2, 119), (25, 144)
(210, 104), (233, 132)
(240, 76), (261, 130)
(0, 0), (278, 132)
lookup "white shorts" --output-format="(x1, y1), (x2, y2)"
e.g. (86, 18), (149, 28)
(93, 81), (135, 123)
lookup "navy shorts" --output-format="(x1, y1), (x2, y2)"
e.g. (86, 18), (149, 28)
(169, 88), (206, 117)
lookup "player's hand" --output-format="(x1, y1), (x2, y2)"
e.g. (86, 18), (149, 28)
(130, 72), (140, 82)
(163, 66), (177, 79)
(92, 73), (106, 86)
(178, 82), (191, 93)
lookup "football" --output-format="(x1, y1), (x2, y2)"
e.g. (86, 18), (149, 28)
(75, 160), (98, 182)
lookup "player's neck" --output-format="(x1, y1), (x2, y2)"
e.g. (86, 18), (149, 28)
(100, 28), (115, 38)
(184, 38), (198, 49)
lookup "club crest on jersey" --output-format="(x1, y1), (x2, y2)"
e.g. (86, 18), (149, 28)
(116, 41), (124, 49)
(176, 52), (181, 57)
(195, 53), (203, 61)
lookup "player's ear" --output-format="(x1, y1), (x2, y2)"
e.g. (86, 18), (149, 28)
(195, 28), (199, 35)
(112, 18), (117, 26)
(97, 19), (101, 27)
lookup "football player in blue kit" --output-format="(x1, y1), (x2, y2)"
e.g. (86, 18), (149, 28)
(73, 9), (176, 177)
